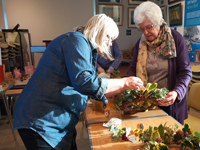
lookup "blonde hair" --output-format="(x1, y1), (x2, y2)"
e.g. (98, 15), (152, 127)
(134, 1), (164, 28)
(83, 14), (119, 60)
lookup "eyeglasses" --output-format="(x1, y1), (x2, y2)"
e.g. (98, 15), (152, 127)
(138, 24), (154, 32)
(106, 35), (113, 43)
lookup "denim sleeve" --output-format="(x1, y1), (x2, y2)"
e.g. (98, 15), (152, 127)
(61, 33), (108, 99)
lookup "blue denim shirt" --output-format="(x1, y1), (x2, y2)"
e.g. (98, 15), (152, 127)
(96, 40), (122, 71)
(13, 32), (109, 149)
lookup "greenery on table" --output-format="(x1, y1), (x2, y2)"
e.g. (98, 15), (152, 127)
(136, 123), (200, 150)
(108, 123), (200, 150)
(113, 83), (169, 114)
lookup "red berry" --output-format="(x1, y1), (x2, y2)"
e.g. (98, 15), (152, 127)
(148, 133), (150, 136)
(186, 132), (188, 135)
(122, 133), (129, 141)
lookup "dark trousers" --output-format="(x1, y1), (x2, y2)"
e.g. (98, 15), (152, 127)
(18, 129), (77, 150)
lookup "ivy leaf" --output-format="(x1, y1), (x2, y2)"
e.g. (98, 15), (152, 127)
(183, 124), (190, 133)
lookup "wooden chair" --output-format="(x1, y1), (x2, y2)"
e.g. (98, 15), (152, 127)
(184, 83), (200, 133)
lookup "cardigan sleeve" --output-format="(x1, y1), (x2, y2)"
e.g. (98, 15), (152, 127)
(127, 39), (140, 76)
(109, 40), (123, 70)
(171, 29), (192, 100)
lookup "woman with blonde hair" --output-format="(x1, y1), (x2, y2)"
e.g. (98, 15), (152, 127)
(13, 14), (143, 150)
(127, 2), (192, 125)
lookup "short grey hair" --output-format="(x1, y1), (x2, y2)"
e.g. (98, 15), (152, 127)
(134, 1), (164, 28)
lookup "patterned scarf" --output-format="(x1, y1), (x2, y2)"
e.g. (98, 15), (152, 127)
(136, 22), (176, 85)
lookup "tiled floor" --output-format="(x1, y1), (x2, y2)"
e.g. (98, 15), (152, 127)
(0, 115), (90, 150)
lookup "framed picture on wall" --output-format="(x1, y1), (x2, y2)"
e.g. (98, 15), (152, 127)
(169, 3), (182, 27)
(161, 5), (167, 22)
(128, 7), (136, 28)
(98, 4), (123, 26)
(168, 0), (182, 4)
(128, 0), (148, 5)
(97, 0), (121, 3)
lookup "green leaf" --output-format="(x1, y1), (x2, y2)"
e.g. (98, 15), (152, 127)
(157, 143), (169, 150)
(195, 132), (200, 138)
(174, 124), (178, 131)
(183, 123), (190, 133)
(149, 83), (157, 91)
(152, 106), (156, 109)
(3, 81), (7, 85)
(146, 83), (152, 91)
(158, 124), (164, 137)
(122, 127), (126, 131)
(149, 126), (153, 133)
(150, 130), (160, 141)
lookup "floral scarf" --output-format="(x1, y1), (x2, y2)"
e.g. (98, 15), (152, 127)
(136, 22), (176, 85)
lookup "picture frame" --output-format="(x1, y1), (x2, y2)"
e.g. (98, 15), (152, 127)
(169, 3), (182, 27)
(128, 0), (148, 5)
(97, 0), (121, 3)
(160, 5), (167, 22)
(98, 4), (123, 26)
(128, 7), (136, 28)
(168, 0), (182, 4)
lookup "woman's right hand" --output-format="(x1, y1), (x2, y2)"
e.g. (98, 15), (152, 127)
(122, 76), (144, 90)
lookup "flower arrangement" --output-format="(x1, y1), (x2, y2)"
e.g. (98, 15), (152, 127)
(113, 83), (169, 115)
(108, 123), (200, 150)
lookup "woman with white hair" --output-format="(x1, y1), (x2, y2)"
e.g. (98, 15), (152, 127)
(13, 14), (143, 150)
(127, 2), (192, 125)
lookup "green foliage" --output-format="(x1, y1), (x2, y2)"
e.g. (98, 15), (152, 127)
(134, 123), (200, 150)
(113, 83), (169, 114)
(108, 125), (127, 141)
(108, 122), (200, 150)
(110, 70), (120, 78)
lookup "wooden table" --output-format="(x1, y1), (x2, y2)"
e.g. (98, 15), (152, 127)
(84, 98), (168, 126)
(88, 116), (182, 150)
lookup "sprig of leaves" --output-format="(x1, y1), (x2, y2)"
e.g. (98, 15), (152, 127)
(108, 125), (126, 141)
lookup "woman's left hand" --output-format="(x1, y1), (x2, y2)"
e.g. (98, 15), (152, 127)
(158, 91), (178, 106)
(106, 68), (113, 74)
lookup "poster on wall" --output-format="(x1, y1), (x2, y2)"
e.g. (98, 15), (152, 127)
(184, 0), (200, 27)
(184, 0), (200, 63)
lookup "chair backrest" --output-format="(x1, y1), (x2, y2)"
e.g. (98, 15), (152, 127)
(188, 83), (200, 111)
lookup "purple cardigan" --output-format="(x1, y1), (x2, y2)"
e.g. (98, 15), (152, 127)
(127, 29), (192, 124)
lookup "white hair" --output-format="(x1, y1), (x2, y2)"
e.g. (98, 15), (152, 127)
(134, 1), (164, 28)
(84, 14), (119, 60)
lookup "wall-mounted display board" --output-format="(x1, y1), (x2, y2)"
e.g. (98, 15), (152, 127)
(184, 0), (200, 27)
